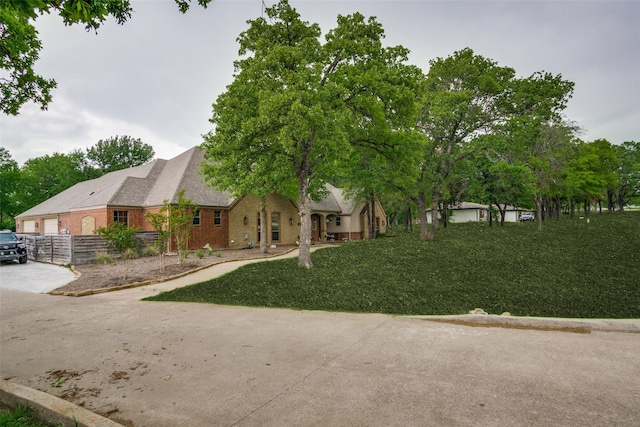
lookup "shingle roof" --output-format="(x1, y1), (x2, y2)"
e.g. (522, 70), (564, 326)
(17, 147), (234, 218)
(311, 183), (360, 215)
(16, 146), (361, 218)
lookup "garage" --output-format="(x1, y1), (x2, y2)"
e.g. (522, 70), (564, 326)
(43, 218), (58, 235)
(22, 220), (35, 233)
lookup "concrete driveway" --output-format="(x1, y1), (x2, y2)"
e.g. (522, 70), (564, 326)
(0, 261), (76, 293)
(1, 253), (639, 426)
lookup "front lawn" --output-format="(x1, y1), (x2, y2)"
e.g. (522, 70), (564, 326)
(145, 211), (640, 318)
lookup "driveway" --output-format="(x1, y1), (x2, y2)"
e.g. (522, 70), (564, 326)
(0, 261), (76, 293)
(1, 252), (639, 426)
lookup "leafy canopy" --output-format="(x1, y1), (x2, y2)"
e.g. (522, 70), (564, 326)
(203, 0), (419, 267)
(86, 135), (155, 173)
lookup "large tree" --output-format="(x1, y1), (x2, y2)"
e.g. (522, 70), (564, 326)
(0, 147), (20, 229)
(565, 139), (618, 214)
(409, 48), (517, 239)
(17, 150), (98, 212)
(0, 0), (211, 115)
(86, 135), (155, 173)
(203, 0), (418, 267)
(614, 141), (640, 211)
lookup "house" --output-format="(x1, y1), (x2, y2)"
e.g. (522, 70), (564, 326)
(423, 202), (531, 223)
(15, 147), (387, 250)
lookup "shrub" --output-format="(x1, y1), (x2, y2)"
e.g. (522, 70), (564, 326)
(93, 252), (114, 264)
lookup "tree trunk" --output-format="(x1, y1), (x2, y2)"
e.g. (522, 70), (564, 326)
(427, 188), (440, 239)
(535, 196), (543, 231)
(607, 189), (615, 213)
(297, 186), (312, 268)
(405, 206), (412, 232)
(618, 188), (626, 212)
(415, 195), (430, 240)
(370, 195), (377, 239)
(569, 198), (575, 218)
(441, 201), (449, 228)
(259, 201), (268, 254)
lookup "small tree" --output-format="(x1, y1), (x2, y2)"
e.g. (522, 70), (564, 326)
(144, 210), (171, 271)
(167, 190), (198, 264)
(95, 221), (140, 279)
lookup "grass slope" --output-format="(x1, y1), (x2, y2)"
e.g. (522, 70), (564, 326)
(145, 211), (640, 318)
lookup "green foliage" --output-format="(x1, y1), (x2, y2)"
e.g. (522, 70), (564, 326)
(0, 147), (21, 229)
(614, 141), (640, 208)
(168, 190), (198, 264)
(144, 210), (169, 250)
(0, 5), (57, 115)
(17, 151), (100, 213)
(203, 0), (419, 267)
(406, 49), (575, 237)
(147, 211), (640, 319)
(93, 252), (114, 264)
(86, 135), (155, 173)
(0, 0), (131, 115)
(95, 221), (139, 255)
(0, 404), (63, 427)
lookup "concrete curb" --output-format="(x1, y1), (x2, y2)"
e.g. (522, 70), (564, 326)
(0, 379), (124, 427)
(413, 314), (640, 334)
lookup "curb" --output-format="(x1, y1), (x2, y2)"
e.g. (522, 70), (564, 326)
(0, 379), (123, 427)
(413, 314), (640, 334)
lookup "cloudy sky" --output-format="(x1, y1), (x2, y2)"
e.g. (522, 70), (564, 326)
(1, 0), (638, 166)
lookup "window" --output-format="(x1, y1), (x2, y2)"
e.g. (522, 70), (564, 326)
(271, 213), (280, 241)
(192, 209), (201, 225)
(336, 216), (341, 226)
(376, 217), (381, 232)
(114, 210), (128, 225)
(214, 210), (221, 225)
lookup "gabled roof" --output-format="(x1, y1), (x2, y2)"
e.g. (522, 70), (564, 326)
(16, 147), (368, 219)
(311, 183), (361, 215)
(17, 147), (235, 218)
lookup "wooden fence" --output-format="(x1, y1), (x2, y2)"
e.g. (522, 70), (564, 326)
(16, 232), (159, 265)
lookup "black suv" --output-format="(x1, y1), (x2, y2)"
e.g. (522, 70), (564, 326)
(0, 230), (28, 264)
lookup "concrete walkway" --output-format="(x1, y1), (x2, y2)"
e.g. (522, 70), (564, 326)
(1, 250), (639, 426)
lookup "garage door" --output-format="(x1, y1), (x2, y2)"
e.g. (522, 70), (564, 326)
(23, 220), (35, 233)
(44, 218), (58, 235)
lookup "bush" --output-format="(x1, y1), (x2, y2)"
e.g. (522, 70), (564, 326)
(93, 252), (114, 264)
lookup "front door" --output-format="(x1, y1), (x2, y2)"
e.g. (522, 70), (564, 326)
(311, 214), (321, 241)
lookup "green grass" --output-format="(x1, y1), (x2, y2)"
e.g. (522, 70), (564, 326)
(145, 211), (640, 318)
(0, 405), (63, 427)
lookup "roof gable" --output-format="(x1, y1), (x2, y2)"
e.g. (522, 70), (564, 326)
(17, 147), (234, 218)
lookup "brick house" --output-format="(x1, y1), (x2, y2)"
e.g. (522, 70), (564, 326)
(15, 147), (387, 250)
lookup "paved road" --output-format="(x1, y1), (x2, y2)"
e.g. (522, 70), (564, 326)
(1, 253), (639, 427)
(0, 261), (76, 293)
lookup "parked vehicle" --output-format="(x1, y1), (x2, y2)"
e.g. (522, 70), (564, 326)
(0, 230), (28, 264)
(519, 212), (535, 222)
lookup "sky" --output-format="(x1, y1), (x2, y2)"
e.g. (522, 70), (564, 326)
(1, 0), (638, 166)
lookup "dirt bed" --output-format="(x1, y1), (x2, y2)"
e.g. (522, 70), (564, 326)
(54, 246), (295, 294)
